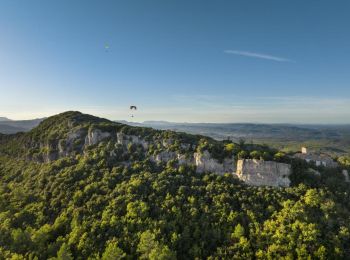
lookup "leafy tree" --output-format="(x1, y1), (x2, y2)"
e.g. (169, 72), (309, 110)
(55, 243), (73, 260)
(102, 240), (126, 260)
(238, 151), (248, 159)
(250, 150), (262, 159)
(137, 230), (175, 260)
(232, 224), (245, 239)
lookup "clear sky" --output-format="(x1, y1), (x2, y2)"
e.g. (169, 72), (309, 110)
(1, 0), (350, 123)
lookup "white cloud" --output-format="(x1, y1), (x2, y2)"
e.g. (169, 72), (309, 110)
(224, 50), (293, 62)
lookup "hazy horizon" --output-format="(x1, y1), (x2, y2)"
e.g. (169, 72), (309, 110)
(2, 110), (350, 126)
(1, 1), (350, 123)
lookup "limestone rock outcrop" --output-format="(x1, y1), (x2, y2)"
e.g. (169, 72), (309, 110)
(153, 151), (177, 162)
(194, 151), (235, 175)
(116, 133), (149, 149)
(236, 159), (291, 187)
(26, 122), (292, 187)
(342, 169), (349, 182)
(85, 129), (111, 146)
(177, 154), (192, 165)
(149, 149), (235, 175)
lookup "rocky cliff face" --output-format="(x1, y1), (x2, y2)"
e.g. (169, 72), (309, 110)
(236, 159), (291, 187)
(343, 169), (349, 182)
(37, 128), (112, 162)
(15, 110), (295, 187)
(85, 129), (111, 146)
(58, 129), (85, 157)
(20, 125), (294, 187)
(116, 133), (235, 175)
(116, 132), (149, 149)
(194, 151), (235, 175)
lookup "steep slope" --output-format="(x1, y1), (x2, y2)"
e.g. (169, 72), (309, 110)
(0, 112), (349, 259)
(0, 112), (236, 172)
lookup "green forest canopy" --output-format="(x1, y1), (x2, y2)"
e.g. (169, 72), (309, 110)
(0, 111), (349, 259)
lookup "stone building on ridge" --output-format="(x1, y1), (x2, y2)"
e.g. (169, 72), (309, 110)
(294, 147), (338, 168)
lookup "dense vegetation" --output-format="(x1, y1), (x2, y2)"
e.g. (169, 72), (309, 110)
(0, 112), (349, 259)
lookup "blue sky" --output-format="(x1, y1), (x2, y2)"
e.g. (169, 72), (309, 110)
(1, 0), (350, 123)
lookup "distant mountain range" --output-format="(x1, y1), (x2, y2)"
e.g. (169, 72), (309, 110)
(117, 120), (350, 141)
(118, 120), (350, 155)
(0, 117), (44, 134)
(0, 117), (11, 122)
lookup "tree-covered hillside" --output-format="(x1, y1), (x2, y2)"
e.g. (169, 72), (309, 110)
(0, 112), (349, 259)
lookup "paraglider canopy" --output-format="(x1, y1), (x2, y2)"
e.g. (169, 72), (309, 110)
(130, 105), (137, 118)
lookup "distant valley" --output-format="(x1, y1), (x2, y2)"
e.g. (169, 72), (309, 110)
(120, 121), (350, 156)
(0, 118), (44, 134)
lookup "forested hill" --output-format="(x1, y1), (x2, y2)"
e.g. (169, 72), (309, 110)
(0, 111), (228, 163)
(0, 111), (350, 259)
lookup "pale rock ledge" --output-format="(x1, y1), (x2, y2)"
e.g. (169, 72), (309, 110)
(236, 159), (291, 187)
